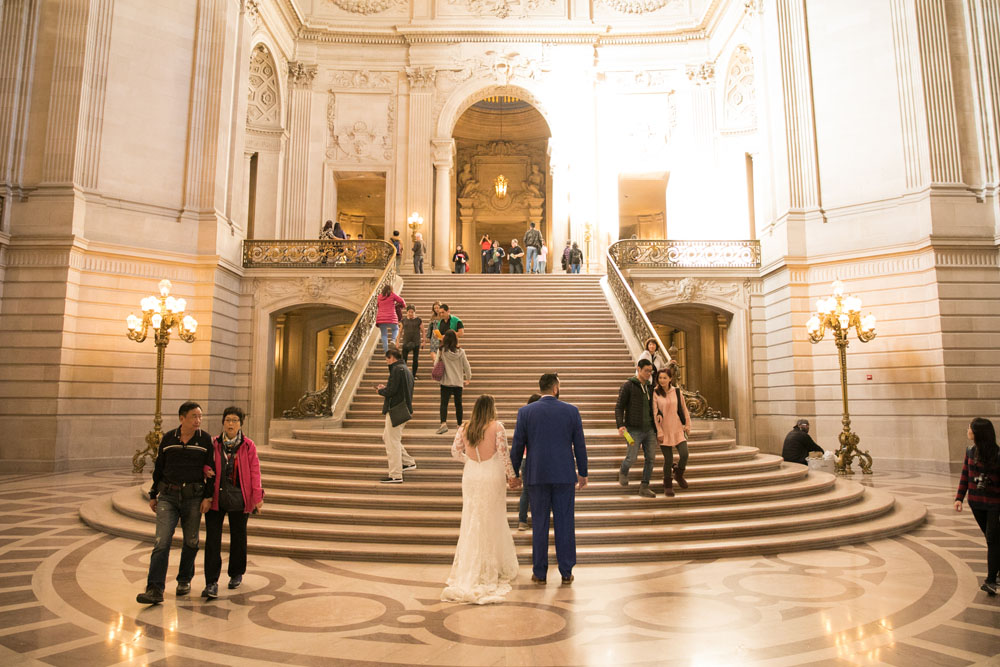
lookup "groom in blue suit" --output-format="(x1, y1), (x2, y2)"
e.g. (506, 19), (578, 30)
(511, 373), (588, 584)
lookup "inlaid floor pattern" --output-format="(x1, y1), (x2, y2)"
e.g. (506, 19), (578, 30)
(83, 275), (926, 562)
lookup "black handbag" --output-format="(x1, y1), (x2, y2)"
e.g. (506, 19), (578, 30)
(218, 453), (244, 512)
(389, 399), (412, 427)
(675, 387), (687, 426)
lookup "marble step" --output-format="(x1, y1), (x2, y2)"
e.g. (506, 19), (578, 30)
(80, 486), (927, 564)
(256, 444), (756, 468)
(276, 428), (722, 446)
(257, 460), (802, 496)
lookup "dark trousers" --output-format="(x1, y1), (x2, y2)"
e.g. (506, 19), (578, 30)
(440, 385), (464, 424)
(518, 459), (530, 523)
(147, 488), (202, 591)
(510, 258), (524, 273)
(971, 506), (1000, 583)
(413, 256), (424, 274)
(402, 342), (420, 377)
(204, 508), (249, 585)
(481, 250), (490, 272)
(527, 483), (576, 579)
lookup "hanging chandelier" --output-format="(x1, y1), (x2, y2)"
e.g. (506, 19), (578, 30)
(494, 96), (508, 199)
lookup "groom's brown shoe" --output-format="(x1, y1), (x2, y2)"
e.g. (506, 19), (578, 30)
(561, 574), (574, 585)
(531, 575), (546, 585)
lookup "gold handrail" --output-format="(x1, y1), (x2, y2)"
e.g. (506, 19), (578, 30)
(243, 239), (395, 268)
(609, 239), (761, 269)
(606, 243), (723, 419)
(280, 241), (397, 418)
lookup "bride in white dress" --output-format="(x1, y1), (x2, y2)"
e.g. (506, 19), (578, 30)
(441, 394), (520, 604)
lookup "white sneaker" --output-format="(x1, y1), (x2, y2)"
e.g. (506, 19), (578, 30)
(402, 463), (417, 471)
(435, 424), (448, 434)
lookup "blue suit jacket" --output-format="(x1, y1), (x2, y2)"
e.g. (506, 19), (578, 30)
(511, 395), (588, 485)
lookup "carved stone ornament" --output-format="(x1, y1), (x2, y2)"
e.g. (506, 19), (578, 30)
(288, 62), (318, 88)
(327, 92), (395, 162)
(244, 0), (261, 24)
(448, 51), (550, 85)
(330, 69), (394, 89)
(638, 278), (746, 307)
(449, 0), (556, 19)
(744, 0), (764, 16)
(597, 0), (681, 14)
(686, 62), (716, 85)
(405, 67), (437, 89)
(251, 277), (371, 308)
(724, 45), (756, 129)
(247, 45), (280, 128)
(326, 0), (403, 14)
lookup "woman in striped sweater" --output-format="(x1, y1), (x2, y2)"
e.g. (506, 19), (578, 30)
(955, 417), (1000, 596)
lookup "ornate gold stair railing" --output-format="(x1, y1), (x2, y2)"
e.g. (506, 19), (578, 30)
(240, 239), (396, 418)
(609, 239), (761, 269)
(607, 240), (739, 419)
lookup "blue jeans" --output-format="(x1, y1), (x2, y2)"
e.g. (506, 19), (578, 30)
(378, 323), (398, 352)
(147, 486), (203, 591)
(518, 459), (530, 523)
(537, 259), (546, 274)
(571, 263), (581, 273)
(620, 428), (657, 485)
(525, 246), (538, 272)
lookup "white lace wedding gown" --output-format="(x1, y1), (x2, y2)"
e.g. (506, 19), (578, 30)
(441, 422), (519, 605)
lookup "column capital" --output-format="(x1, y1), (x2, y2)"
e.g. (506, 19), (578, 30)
(288, 62), (318, 88)
(406, 67), (437, 90)
(685, 62), (716, 86)
(431, 138), (455, 169)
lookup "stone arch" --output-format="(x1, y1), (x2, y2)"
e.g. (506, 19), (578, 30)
(722, 44), (756, 129)
(436, 79), (559, 145)
(247, 42), (283, 129)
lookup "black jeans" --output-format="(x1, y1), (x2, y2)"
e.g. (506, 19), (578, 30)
(971, 506), (1000, 583)
(510, 258), (524, 273)
(402, 342), (420, 377)
(204, 508), (249, 585)
(440, 385), (464, 424)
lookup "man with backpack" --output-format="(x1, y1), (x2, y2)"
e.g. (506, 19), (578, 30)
(391, 230), (402, 273)
(523, 222), (544, 274)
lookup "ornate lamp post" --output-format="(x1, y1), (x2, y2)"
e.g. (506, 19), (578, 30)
(407, 211), (423, 241)
(126, 279), (198, 473)
(806, 280), (877, 475)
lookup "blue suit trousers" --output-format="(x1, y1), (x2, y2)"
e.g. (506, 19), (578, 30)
(527, 483), (576, 579)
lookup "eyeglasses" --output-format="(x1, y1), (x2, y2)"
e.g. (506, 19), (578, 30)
(223, 418), (242, 424)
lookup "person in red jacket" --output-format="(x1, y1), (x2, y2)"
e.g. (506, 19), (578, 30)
(201, 406), (264, 600)
(955, 417), (1000, 596)
(375, 284), (405, 353)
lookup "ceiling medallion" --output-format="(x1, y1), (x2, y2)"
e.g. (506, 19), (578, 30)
(597, 0), (680, 14)
(327, 0), (403, 15)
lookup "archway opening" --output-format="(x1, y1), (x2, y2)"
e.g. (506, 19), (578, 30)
(619, 171), (669, 240)
(452, 95), (552, 273)
(649, 304), (733, 417)
(271, 305), (357, 418)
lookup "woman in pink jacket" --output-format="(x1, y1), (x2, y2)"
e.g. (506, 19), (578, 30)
(653, 365), (691, 497)
(201, 406), (264, 600)
(376, 284), (405, 353)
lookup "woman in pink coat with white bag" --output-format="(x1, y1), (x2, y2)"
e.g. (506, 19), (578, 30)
(376, 284), (405, 353)
(653, 365), (691, 497)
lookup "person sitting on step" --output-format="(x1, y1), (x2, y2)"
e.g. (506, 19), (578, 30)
(781, 419), (824, 465)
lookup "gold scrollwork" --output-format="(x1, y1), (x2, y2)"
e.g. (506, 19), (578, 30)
(243, 240), (395, 269)
(609, 239), (761, 269)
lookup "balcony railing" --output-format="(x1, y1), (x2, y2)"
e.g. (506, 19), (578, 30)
(609, 239), (761, 269)
(243, 239), (395, 269)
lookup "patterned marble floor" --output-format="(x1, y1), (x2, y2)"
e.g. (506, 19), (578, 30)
(0, 468), (997, 666)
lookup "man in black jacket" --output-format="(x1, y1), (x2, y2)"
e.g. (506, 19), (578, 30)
(782, 419), (824, 464)
(615, 359), (657, 498)
(376, 347), (416, 483)
(137, 401), (214, 605)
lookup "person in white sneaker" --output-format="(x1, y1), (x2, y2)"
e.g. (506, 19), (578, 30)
(376, 348), (416, 483)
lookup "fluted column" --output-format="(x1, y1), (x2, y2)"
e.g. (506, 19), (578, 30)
(431, 138), (453, 272)
(774, 0), (822, 215)
(281, 61), (316, 239)
(549, 143), (569, 274)
(180, 0), (228, 216)
(41, 0), (90, 184)
(0, 0), (41, 202)
(74, 0), (114, 190)
(966, 0), (1000, 193)
(406, 67), (435, 266)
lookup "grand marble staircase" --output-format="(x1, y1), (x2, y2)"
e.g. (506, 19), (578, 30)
(82, 274), (926, 562)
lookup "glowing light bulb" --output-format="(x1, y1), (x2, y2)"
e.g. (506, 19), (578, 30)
(141, 296), (157, 312)
(838, 313), (849, 329)
(126, 314), (140, 331)
(158, 279), (172, 297)
(845, 296), (861, 313)
(174, 298), (186, 313)
(182, 315), (197, 333)
(816, 299), (826, 314)
(151, 313), (162, 329)
(832, 279), (844, 297)
(164, 296), (178, 313)
(806, 315), (820, 333)
(862, 313), (876, 332)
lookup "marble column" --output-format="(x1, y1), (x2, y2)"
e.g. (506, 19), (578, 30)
(431, 138), (454, 273)
(282, 61), (316, 239)
(406, 67), (435, 270)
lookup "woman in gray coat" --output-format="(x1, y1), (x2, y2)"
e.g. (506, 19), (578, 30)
(436, 330), (471, 434)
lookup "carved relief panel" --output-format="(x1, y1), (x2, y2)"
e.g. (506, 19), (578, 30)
(436, 0), (563, 20)
(326, 90), (396, 163)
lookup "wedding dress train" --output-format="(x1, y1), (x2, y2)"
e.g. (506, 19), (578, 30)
(441, 423), (519, 605)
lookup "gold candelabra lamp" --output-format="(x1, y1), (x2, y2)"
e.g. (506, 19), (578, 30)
(407, 211), (423, 241)
(126, 279), (198, 473)
(806, 280), (877, 475)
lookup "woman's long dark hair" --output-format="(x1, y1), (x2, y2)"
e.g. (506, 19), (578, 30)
(654, 364), (677, 397)
(970, 417), (999, 465)
(442, 329), (459, 352)
(380, 284), (392, 298)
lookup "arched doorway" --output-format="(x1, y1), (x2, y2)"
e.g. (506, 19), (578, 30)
(451, 95), (552, 273)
